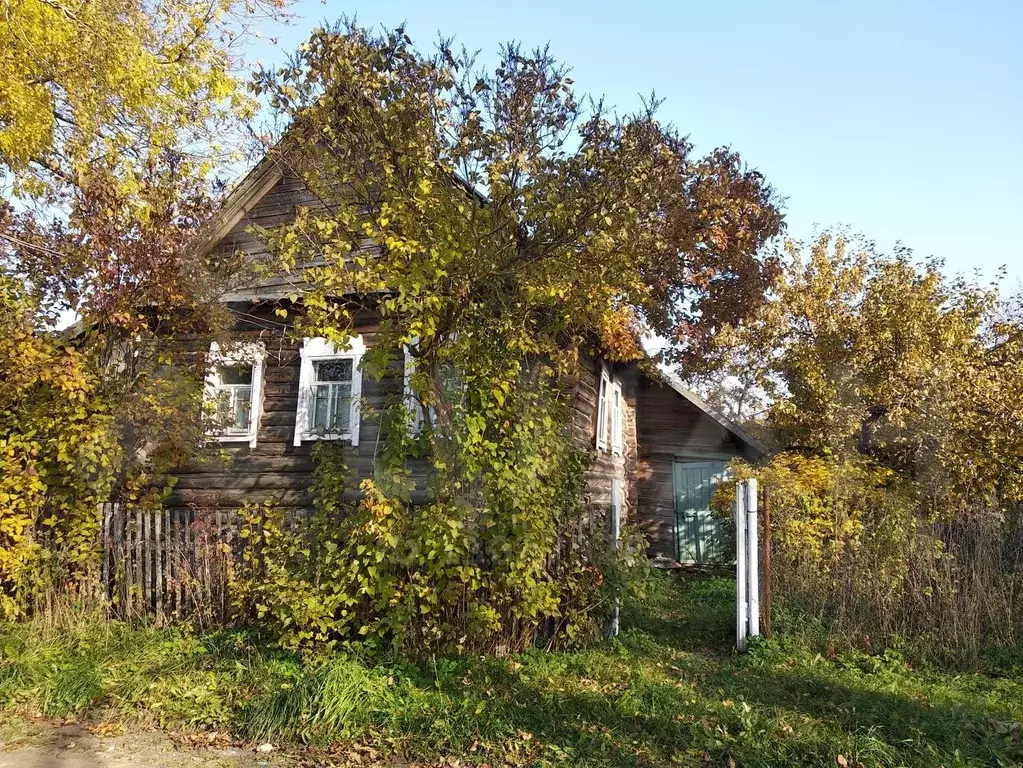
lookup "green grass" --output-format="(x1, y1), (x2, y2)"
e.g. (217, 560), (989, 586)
(1, 574), (1021, 766)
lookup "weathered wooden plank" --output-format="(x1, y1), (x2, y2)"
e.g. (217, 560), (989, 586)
(134, 508), (142, 617)
(174, 472), (315, 491)
(173, 488), (312, 507)
(154, 510), (163, 620)
(143, 509), (151, 613)
(175, 509), (184, 614)
(100, 503), (111, 596)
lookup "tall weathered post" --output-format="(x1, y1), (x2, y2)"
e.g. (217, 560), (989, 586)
(762, 486), (772, 637)
(608, 478), (621, 637)
(735, 479), (748, 649)
(736, 478), (760, 650)
(746, 478), (760, 641)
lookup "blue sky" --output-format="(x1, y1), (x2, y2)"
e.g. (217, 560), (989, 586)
(248, 0), (1022, 285)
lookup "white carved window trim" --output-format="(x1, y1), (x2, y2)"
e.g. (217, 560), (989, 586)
(611, 378), (624, 456)
(403, 339), (426, 436)
(596, 364), (611, 452)
(205, 341), (266, 448)
(294, 336), (366, 446)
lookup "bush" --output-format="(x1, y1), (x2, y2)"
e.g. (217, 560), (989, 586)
(231, 436), (647, 658)
(722, 453), (1023, 668)
(0, 277), (119, 618)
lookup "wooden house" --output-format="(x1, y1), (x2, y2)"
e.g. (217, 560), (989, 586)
(179, 157), (764, 567)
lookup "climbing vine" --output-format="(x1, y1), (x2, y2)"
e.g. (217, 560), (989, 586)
(0, 277), (119, 617)
(228, 20), (777, 654)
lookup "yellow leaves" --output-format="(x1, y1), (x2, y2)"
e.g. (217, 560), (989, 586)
(2, 0), (274, 195)
(0, 279), (120, 618)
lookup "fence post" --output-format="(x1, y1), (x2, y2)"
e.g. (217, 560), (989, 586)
(608, 478), (621, 638)
(100, 503), (111, 598)
(746, 478), (760, 641)
(762, 486), (772, 638)
(735, 480), (748, 650)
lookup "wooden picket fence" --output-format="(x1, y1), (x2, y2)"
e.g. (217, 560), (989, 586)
(99, 503), (238, 625)
(97, 497), (624, 625)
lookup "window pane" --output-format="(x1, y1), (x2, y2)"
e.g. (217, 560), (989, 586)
(219, 365), (252, 385)
(233, 388), (251, 431)
(315, 359), (353, 382)
(214, 391), (232, 425)
(309, 383), (352, 434)
(311, 384), (331, 430)
(213, 385), (251, 432)
(331, 386), (351, 433)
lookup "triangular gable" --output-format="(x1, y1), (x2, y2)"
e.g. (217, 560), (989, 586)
(189, 154), (285, 259)
(644, 368), (767, 458)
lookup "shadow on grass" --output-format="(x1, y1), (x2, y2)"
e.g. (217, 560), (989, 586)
(4, 575), (1021, 767)
(386, 575), (1023, 767)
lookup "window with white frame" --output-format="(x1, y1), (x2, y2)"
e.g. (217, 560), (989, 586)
(595, 365), (611, 452)
(402, 336), (466, 436)
(595, 363), (624, 455)
(205, 341), (266, 448)
(294, 336), (365, 446)
(403, 340), (427, 435)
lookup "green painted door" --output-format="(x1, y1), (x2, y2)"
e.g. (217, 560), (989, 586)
(672, 460), (729, 564)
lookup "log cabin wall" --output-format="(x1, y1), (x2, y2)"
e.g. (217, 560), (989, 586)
(212, 170), (379, 303)
(569, 353), (639, 526)
(634, 375), (752, 559)
(214, 172), (323, 302)
(169, 302), (420, 517)
(172, 168), (401, 518)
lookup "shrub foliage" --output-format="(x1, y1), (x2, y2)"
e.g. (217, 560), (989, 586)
(708, 234), (1023, 664)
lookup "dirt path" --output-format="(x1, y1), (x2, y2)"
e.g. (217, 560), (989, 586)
(0, 718), (296, 768)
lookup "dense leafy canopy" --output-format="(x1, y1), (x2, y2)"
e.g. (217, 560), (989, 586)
(707, 233), (1023, 662)
(0, 0), (288, 616)
(254, 23), (782, 370)
(703, 233), (1023, 506)
(224, 22), (783, 654)
(1, 0), (287, 200)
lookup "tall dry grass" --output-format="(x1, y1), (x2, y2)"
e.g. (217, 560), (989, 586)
(773, 505), (1023, 667)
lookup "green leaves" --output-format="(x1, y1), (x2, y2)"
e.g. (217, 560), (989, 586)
(0, 276), (120, 617)
(232, 19), (778, 657)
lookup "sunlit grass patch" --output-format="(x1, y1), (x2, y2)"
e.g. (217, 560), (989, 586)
(1, 573), (1021, 766)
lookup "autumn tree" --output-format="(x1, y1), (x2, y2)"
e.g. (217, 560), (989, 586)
(0, 0), (290, 613)
(711, 232), (1023, 662)
(233, 22), (783, 654)
(741, 233), (1023, 503)
(1, 0), (290, 319)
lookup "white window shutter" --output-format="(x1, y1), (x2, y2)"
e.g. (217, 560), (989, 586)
(595, 365), (611, 452)
(611, 378), (624, 455)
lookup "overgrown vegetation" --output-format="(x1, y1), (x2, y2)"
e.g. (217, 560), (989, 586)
(230, 440), (645, 658)
(2, 574), (1021, 767)
(0, 277), (118, 617)
(214, 21), (783, 655)
(0, 0), (293, 618)
(704, 234), (1023, 667)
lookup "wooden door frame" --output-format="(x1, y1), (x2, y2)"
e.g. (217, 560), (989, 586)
(671, 458), (728, 565)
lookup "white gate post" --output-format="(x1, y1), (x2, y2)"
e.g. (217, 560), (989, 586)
(608, 478), (621, 637)
(735, 479), (748, 650)
(746, 478), (760, 642)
